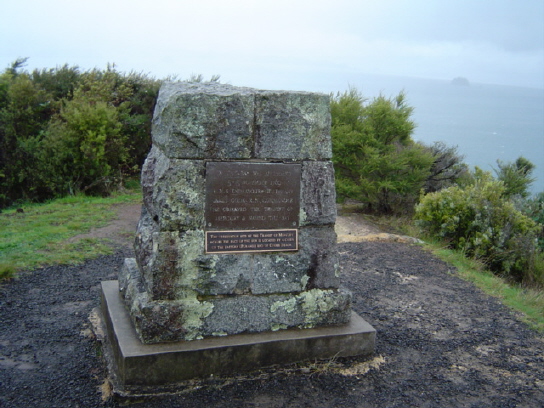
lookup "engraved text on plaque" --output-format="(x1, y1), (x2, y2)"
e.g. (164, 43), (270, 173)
(205, 162), (301, 253)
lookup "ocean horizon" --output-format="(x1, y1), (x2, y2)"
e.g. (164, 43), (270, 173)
(359, 75), (544, 195)
(252, 72), (544, 195)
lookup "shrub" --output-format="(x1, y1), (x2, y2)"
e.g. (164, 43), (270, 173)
(415, 169), (542, 286)
(332, 88), (434, 214)
(0, 60), (160, 207)
(0, 69), (55, 205)
(518, 191), (544, 251)
(41, 99), (127, 195)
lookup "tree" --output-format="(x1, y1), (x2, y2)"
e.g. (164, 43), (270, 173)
(31, 64), (81, 100)
(4, 57), (28, 77)
(494, 156), (535, 199)
(423, 141), (468, 193)
(331, 88), (434, 214)
(0, 62), (55, 205)
(119, 71), (161, 169)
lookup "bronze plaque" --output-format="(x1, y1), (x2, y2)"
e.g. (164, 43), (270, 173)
(205, 162), (301, 230)
(206, 229), (298, 253)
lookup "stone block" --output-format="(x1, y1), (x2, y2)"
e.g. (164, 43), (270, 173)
(251, 227), (340, 293)
(130, 224), (340, 301)
(151, 82), (255, 159)
(254, 91), (332, 160)
(193, 253), (254, 295)
(251, 253), (309, 294)
(140, 229), (205, 301)
(203, 288), (352, 336)
(118, 266), (351, 343)
(152, 83), (332, 161)
(298, 227), (341, 289)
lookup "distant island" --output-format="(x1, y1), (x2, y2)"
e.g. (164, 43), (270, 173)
(451, 77), (470, 86)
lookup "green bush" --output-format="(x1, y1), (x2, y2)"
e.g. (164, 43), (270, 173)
(415, 169), (543, 286)
(518, 192), (544, 251)
(331, 88), (434, 214)
(41, 99), (127, 195)
(0, 60), (160, 208)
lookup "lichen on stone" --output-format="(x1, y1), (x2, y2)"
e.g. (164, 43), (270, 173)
(270, 323), (288, 332)
(299, 289), (338, 327)
(299, 208), (308, 225)
(300, 274), (310, 289)
(180, 297), (214, 341)
(334, 263), (341, 278)
(175, 230), (205, 291)
(270, 297), (297, 314)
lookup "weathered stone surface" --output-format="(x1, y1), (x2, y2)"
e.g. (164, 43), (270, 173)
(203, 288), (351, 335)
(153, 230), (204, 301)
(130, 223), (339, 300)
(251, 253), (309, 295)
(119, 262), (351, 343)
(300, 161), (337, 226)
(151, 83), (332, 161)
(299, 227), (341, 290)
(193, 253), (254, 296)
(141, 146), (205, 232)
(152, 82), (255, 159)
(132, 207), (156, 295)
(252, 227), (340, 293)
(119, 257), (214, 343)
(118, 257), (141, 295)
(141, 153), (338, 234)
(254, 91), (332, 160)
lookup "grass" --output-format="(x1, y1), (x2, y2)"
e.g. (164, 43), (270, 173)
(0, 188), (141, 277)
(426, 241), (544, 333)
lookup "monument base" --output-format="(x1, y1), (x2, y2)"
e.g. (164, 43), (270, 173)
(100, 280), (376, 394)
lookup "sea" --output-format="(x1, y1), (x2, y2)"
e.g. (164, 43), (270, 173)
(276, 73), (544, 195)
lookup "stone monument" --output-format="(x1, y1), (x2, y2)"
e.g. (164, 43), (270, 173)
(101, 82), (375, 393)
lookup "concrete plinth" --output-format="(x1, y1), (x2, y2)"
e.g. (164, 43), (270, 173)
(100, 280), (376, 393)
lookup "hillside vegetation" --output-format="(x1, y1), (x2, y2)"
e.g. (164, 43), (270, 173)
(0, 58), (159, 207)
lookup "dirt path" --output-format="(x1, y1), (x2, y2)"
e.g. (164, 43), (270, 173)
(67, 203), (142, 250)
(335, 211), (422, 244)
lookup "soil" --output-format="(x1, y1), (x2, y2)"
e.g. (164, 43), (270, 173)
(66, 203), (143, 249)
(1, 204), (543, 407)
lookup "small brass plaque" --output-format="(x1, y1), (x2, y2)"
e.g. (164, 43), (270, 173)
(206, 229), (298, 254)
(205, 162), (301, 230)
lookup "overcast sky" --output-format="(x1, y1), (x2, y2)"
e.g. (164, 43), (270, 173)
(2, 0), (543, 91)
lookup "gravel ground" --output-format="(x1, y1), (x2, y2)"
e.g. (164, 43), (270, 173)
(1, 241), (543, 407)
